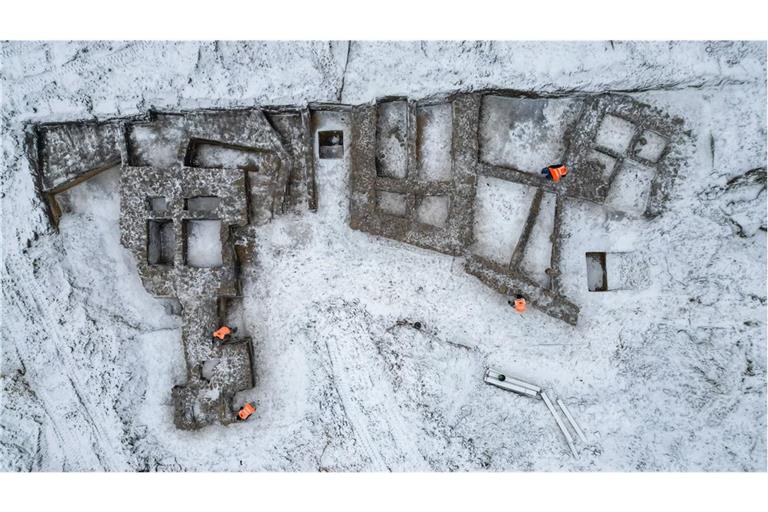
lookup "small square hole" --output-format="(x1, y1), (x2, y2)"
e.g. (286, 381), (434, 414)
(416, 195), (450, 228)
(595, 115), (636, 154)
(148, 196), (168, 213)
(376, 190), (408, 217)
(633, 130), (667, 163)
(184, 196), (220, 213)
(318, 130), (344, 159)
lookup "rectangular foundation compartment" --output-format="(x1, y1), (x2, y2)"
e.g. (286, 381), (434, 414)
(147, 219), (175, 266)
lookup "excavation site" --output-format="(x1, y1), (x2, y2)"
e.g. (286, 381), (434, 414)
(1, 41), (765, 472)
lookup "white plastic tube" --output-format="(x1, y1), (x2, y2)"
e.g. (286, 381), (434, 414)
(483, 368), (540, 398)
(557, 399), (588, 445)
(541, 391), (578, 458)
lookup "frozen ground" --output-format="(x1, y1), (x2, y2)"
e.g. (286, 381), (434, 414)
(1, 41), (766, 471)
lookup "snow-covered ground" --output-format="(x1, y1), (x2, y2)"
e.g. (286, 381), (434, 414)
(1, 41), (766, 471)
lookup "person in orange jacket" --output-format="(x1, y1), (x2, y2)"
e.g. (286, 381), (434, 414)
(212, 325), (236, 344)
(238, 402), (256, 421)
(510, 295), (527, 313)
(541, 163), (568, 182)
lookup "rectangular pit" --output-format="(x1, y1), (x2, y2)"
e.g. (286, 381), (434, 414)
(376, 190), (408, 217)
(183, 219), (223, 268)
(479, 96), (580, 174)
(416, 103), (453, 181)
(126, 115), (186, 167)
(185, 139), (264, 171)
(375, 100), (408, 179)
(472, 176), (538, 264)
(586, 251), (649, 292)
(53, 165), (121, 219)
(185, 196), (221, 214)
(147, 219), (175, 266)
(633, 130), (667, 162)
(585, 252), (607, 292)
(520, 192), (557, 287)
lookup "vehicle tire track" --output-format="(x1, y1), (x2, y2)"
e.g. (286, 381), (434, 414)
(4, 253), (129, 470)
(316, 300), (429, 471)
(5, 41), (158, 92)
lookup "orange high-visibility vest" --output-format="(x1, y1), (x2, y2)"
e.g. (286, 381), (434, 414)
(549, 165), (568, 182)
(513, 298), (527, 313)
(213, 326), (232, 340)
(238, 403), (256, 420)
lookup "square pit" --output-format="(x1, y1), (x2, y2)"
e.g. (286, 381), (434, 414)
(318, 130), (344, 159)
(595, 114), (637, 154)
(376, 190), (408, 217)
(633, 130), (667, 162)
(184, 219), (223, 268)
(416, 195), (450, 228)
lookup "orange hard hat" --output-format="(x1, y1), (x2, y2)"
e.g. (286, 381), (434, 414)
(513, 297), (527, 313)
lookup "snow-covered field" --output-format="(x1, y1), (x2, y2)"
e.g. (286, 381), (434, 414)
(1, 41), (766, 471)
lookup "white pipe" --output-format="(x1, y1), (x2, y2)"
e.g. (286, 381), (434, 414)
(557, 399), (588, 445)
(483, 369), (540, 398)
(484, 368), (541, 394)
(541, 391), (578, 458)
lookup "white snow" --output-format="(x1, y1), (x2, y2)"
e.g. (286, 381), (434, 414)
(417, 103), (453, 181)
(185, 220), (223, 268)
(588, 150), (618, 181)
(520, 192), (557, 287)
(479, 96), (580, 173)
(634, 130), (667, 162)
(605, 161), (656, 216)
(416, 195), (450, 228)
(604, 252), (650, 291)
(129, 122), (186, 168)
(472, 176), (537, 263)
(192, 143), (261, 169)
(595, 114), (636, 154)
(377, 190), (408, 217)
(376, 100), (408, 179)
(585, 252), (607, 292)
(1, 41), (765, 472)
